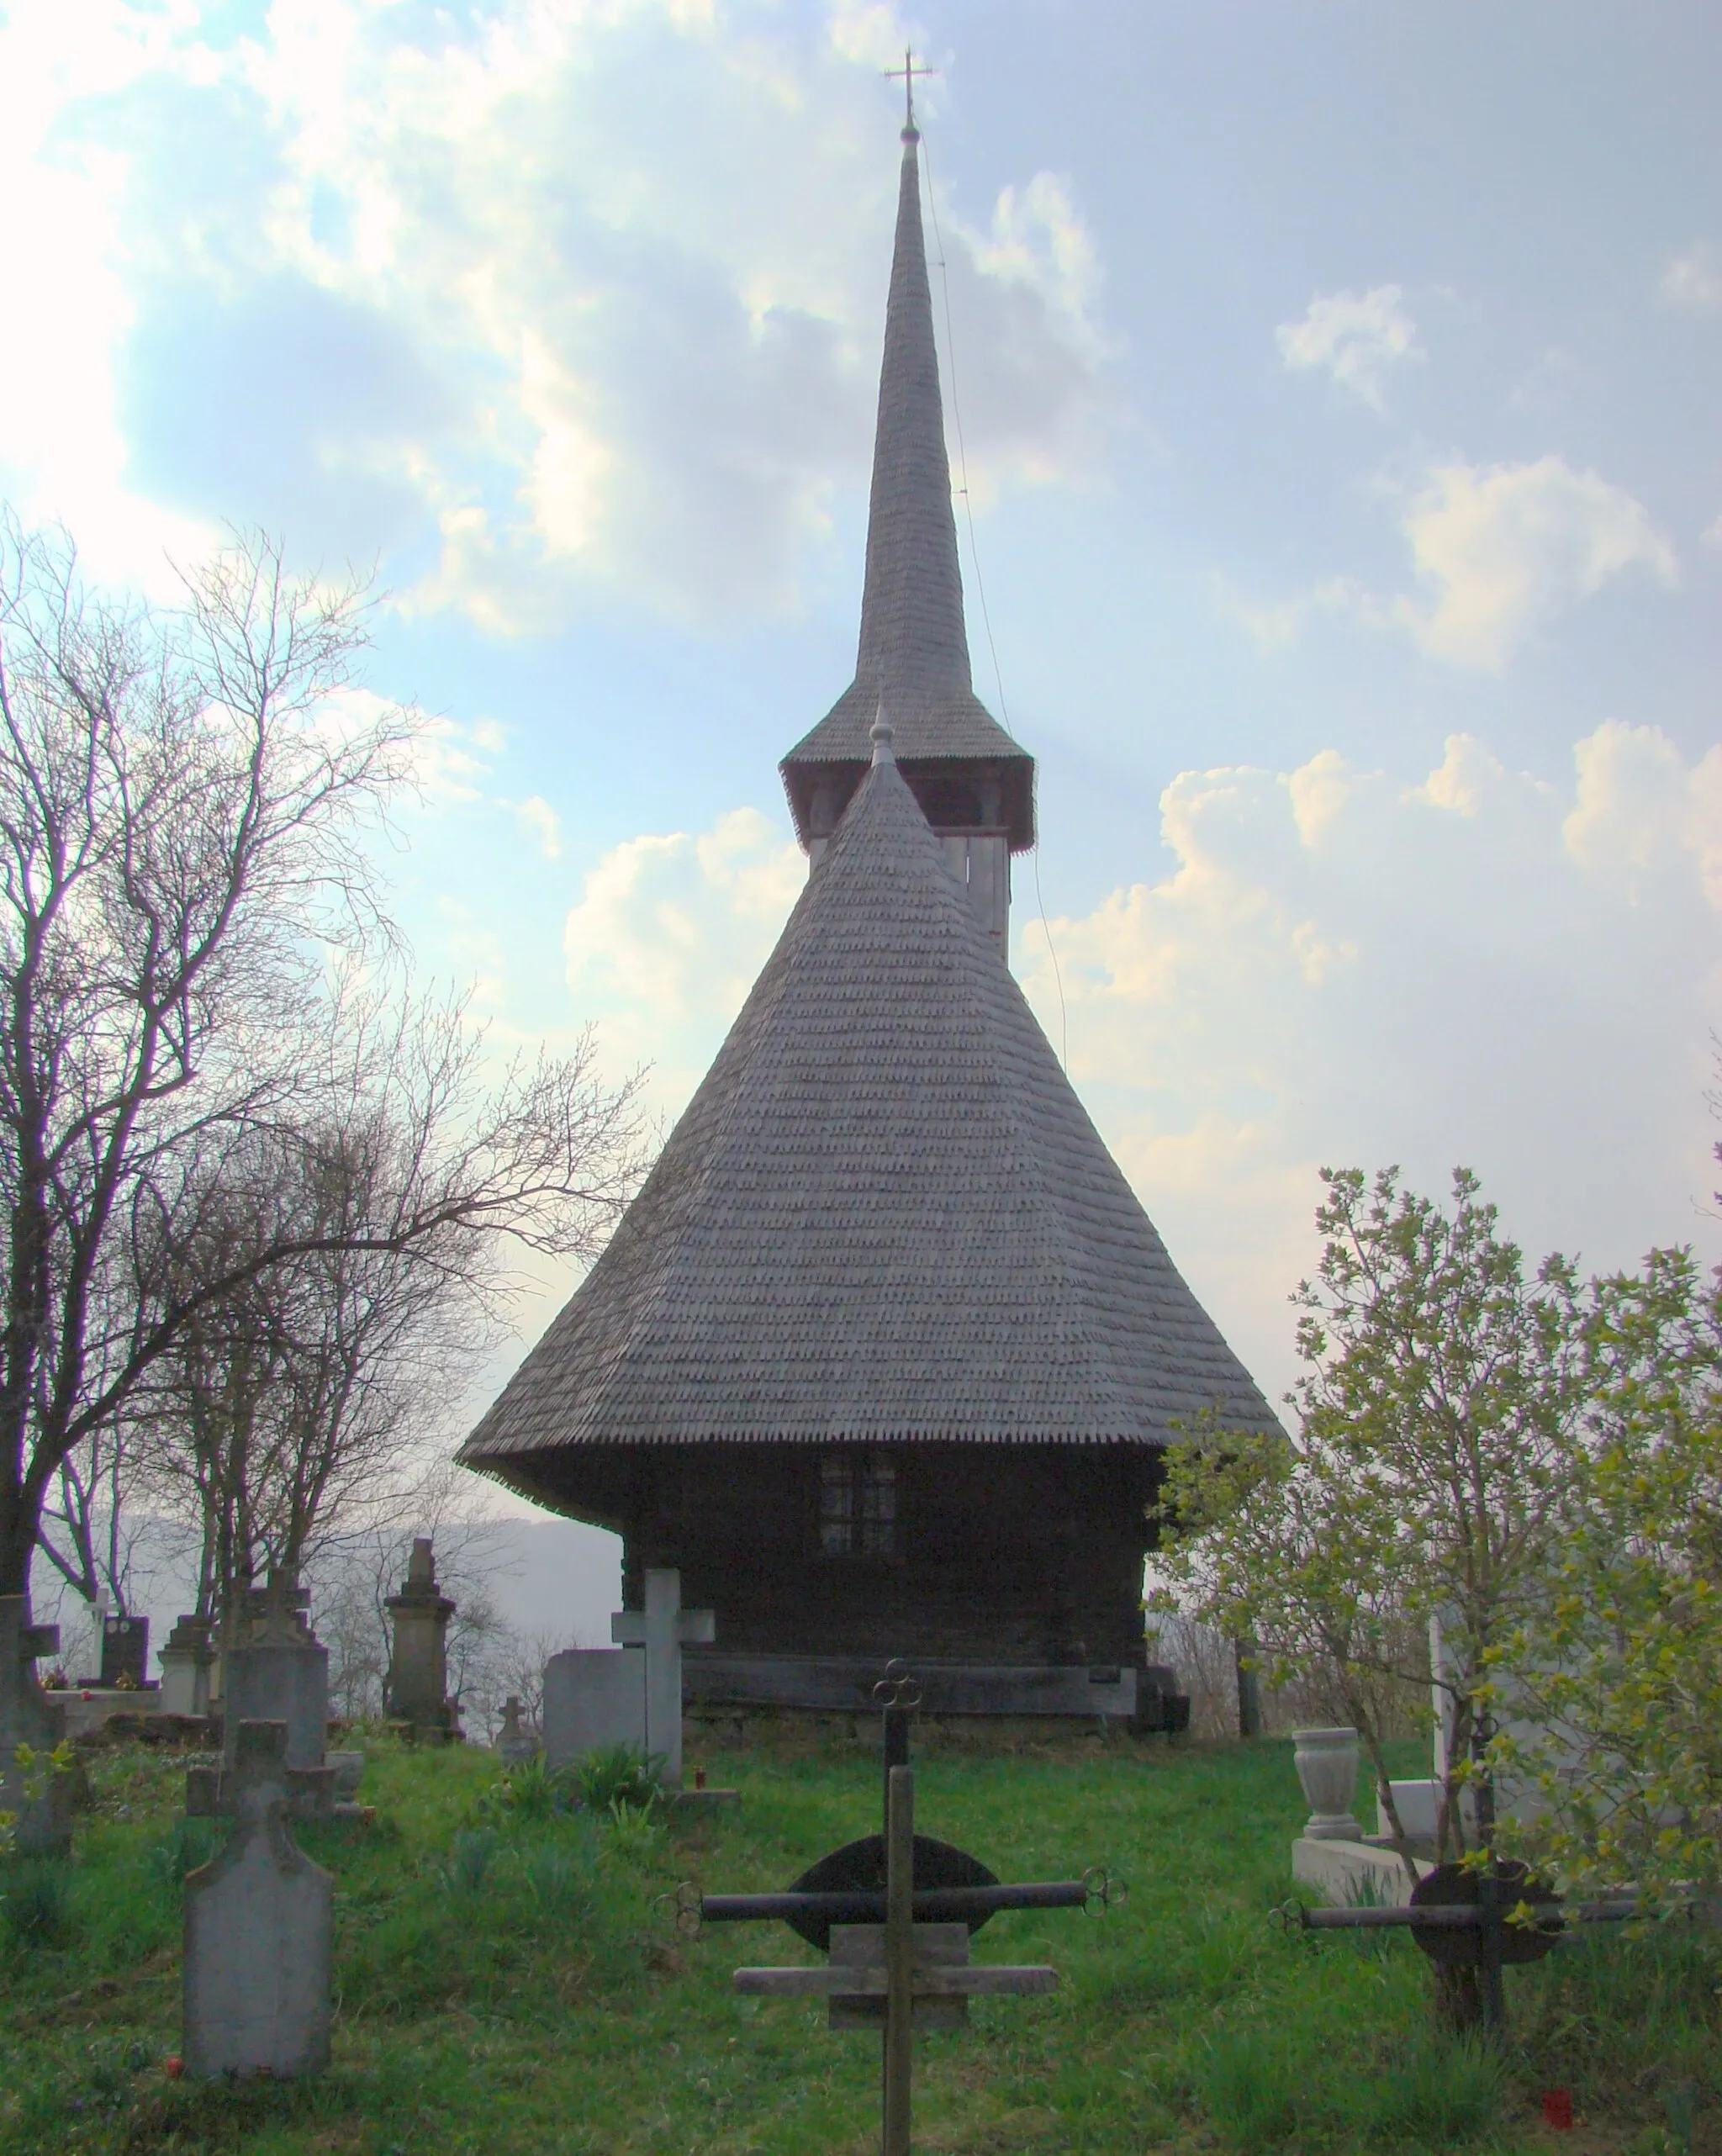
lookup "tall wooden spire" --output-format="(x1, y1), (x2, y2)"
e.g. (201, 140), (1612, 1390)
(780, 121), (1035, 869)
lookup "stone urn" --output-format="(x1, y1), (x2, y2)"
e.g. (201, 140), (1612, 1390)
(1292, 1726), (1364, 1840)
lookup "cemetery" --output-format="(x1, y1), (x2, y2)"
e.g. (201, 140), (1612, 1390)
(0, 36), (1718, 2156)
(0, 1684), (1717, 2153)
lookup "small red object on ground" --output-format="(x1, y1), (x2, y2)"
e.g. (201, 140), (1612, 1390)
(695, 1768), (707, 1789)
(163, 2057), (183, 2080)
(1541, 2088), (1574, 2130)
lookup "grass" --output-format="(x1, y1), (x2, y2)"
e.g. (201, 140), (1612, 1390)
(0, 1725), (1715, 2153)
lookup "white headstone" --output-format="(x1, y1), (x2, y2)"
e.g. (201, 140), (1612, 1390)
(541, 1649), (645, 1771)
(158, 1614), (216, 1718)
(610, 1567), (714, 1790)
(183, 1720), (332, 2080)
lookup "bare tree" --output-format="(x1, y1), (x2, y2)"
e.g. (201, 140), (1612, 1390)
(130, 980), (639, 1625)
(0, 513), (644, 1608)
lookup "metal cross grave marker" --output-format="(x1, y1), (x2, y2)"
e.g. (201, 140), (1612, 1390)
(672, 1660), (1122, 2155)
(1287, 1860), (1645, 2032)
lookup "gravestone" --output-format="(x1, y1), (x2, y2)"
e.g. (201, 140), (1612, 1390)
(183, 1720), (332, 2079)
(157, 1615), (217, 1719)
(495, 1696), (536, 1763)
(222, 1597), (329, 1774)
(99, 1614), (149, 1689)
(610, 1567), (714, 1789)
(0, 1596), (72, 1857)
(542, 1567), (716, 1783)
(384, 1538), (457, 1740)
(542, 1648), (645, 1772)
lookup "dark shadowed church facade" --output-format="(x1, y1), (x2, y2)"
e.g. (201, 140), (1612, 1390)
(458, 112), (1273, 1720)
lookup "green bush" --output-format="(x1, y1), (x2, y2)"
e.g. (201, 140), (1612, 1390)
(570, 1741), (665, 1815)
(486, 1752), (570, 1825)
(438, 1827), (499, 1894)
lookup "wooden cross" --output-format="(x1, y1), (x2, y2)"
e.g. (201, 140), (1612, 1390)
(694, 1663), (1113, 2156)
(882, 45), (938, 135)
(610, 1567), (714, 1791)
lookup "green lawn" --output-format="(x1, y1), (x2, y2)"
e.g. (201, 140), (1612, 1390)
(0, 1723), (1714, 2153)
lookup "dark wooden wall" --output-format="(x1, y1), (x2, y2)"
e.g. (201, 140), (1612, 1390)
(527, 1442), (1162, 1667)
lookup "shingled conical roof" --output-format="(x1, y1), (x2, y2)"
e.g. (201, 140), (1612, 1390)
(780, 124), (1034, 852)
(459, 739), (1272, 1476)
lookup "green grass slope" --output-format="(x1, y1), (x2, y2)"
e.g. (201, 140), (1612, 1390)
(0, 1725), (1714, 2153)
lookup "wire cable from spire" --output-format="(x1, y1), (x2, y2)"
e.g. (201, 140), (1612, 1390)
(920, 131), (1069, 1071)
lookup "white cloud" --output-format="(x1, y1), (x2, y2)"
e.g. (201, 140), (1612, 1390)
(1276, 284), (1422, 410)
(563, 806), (804, 1109)
(0, 3), (220, 588)
(516, 795), (563, 860)
(1659, 242), (1722, 315)
(1212, 573), (1367, 654)
(1392, 456), (1678, 669)
(1704, 511), (1722, 552)
(1016, 725), (1722, 1397)
(3, 0), (1112, 627)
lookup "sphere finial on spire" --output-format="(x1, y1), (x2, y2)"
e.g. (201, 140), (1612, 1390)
(870, 705), (895, 766)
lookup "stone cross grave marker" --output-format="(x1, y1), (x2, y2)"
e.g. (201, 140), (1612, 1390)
(610, 1567), (714, 1790)
(0, 1596), (72, 1857)
(496, 1696), (537, 1763)
(681, 1662), (1120, 2155)
(183, 1719), (333, 2079)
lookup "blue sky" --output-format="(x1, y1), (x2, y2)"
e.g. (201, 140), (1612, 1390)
(4, 0), (1720, 1495)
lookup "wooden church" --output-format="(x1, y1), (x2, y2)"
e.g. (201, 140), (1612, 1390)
(459, 106), (1273, 1720)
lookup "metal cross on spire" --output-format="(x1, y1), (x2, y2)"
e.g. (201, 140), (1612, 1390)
(882, 45), (937, 138)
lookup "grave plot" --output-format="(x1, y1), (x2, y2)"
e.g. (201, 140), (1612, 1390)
(676, 1662), (1122, 2154)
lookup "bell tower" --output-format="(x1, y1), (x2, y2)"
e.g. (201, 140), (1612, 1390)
(779, 103), (1033, 953)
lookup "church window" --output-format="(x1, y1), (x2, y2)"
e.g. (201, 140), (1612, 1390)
(820, 1451), (896, 1556)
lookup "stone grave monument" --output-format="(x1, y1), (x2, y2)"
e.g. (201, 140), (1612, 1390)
(495, 1696), (537, 1764)
(1288, 1725), (1424, 1903)
(183, 1719), (332, 2079)
(99, 1613), (150, 1689)
(384, 1537), (458, 1741)
(157, 1615), (217, 1719)
(543, 1567), (714, 1786)
(217, 1578), (336, 1817)
(0, 1596), (73, 1857)
(610, 1567), (714, 1790)
(542, 1646), (644, 1769)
